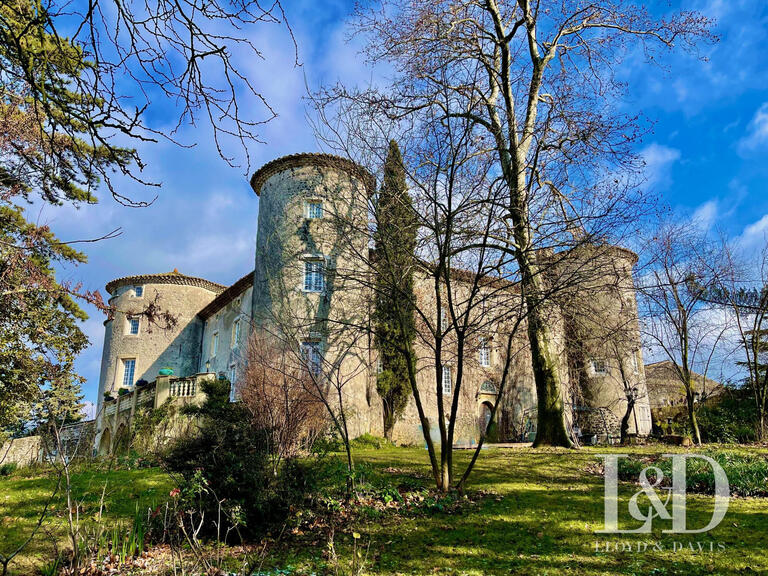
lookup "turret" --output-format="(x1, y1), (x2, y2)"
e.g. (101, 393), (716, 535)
(97, 271), (224, 409)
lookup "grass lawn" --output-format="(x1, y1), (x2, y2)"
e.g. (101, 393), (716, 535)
(0, 462), (172, 573)
(1, 445), (767, 575)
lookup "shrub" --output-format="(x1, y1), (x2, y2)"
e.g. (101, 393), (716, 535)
(0, 462), (17, 476)
(698, 387), (758, 444)
(239, 332), (326, 471)
(162, 378), (315, 537)
(351, 433), (390, 450)
(312, 431), (345, 454)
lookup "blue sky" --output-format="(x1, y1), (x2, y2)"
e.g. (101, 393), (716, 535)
(36, 0), (768, 409)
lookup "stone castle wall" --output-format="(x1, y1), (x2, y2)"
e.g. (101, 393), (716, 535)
(200, 284), (253, 382)
(0, 436), (42, 467)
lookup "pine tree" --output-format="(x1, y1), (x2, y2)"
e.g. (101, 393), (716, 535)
(373, 141), (417, 441)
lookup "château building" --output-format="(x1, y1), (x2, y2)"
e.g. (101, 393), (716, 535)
(94, 153), (653, 454)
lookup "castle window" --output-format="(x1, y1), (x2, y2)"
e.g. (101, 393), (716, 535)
(306, 200), (323, 219)
(479, 337), (491, 367)
(232, 319), (241, 348)
(128, 316), (140, 335)
(229, 366), (237, 402)
(134, 286), (143, 297)
(301, 341), (323, 376)
(211, 332), (219, 357)
(440, 307), (450, 332)
(377, 356), (383, 373)
(591, 359), (607, 375)
(304, 260), (325, 292)
(631, 351), (639, 374)
(122, 358), (136, 387)
(442, 365), (452, 395)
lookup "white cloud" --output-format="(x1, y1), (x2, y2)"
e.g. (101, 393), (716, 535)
(692, 199), (719, 230)
(737, 103), (768, 154)
(640, 143), (681, 190)
(736, 213), (768, 252)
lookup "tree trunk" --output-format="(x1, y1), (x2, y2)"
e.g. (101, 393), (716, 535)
(511, 202), (572, 448)
(620, 399), (635, 445)
(528, 306), (573, 448)
(686, 394), (702, 445)
(382, 399), (394, 442)
(439, 457), (450, 493)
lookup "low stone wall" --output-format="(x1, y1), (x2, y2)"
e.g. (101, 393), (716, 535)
(0, 436), (43, 467)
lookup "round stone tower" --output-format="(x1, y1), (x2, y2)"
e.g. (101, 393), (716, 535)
(559, 245), (653, 438)
(97, 271), (225, 408)
(249, 153), (373, 330)
(249, 153), (379, 437)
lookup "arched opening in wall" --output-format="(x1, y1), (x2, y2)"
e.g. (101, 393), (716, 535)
(113, 424), (130, 456)
(98, 428), (111, 456)
(479, 401), (496, 441)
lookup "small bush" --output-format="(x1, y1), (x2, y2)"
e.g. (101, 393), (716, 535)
(0, 462), (17, 476)
(312, 430), (346, 454)
(698, 388), (758, 444)
(351, 433), (390, 450)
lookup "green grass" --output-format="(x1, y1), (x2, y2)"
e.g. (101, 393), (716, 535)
(271, 445), (768, 576)
(1, 446), (767, 575)
(0, 461), (171, 573)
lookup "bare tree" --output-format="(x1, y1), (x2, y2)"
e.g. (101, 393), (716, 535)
(637, 221), (729, 444)
(239, 331), (326, 476)
(317, 0), (714, 447)
(312, 62), (655, 490)
(706, 238), (768, 440)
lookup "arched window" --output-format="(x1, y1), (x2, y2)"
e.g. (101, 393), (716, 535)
(480, 381), (497, 394)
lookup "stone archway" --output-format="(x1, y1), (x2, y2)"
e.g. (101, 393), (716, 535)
(479, 401), (495, 438)
(113, 423), (130, 455)
(98, 428), (111, 456)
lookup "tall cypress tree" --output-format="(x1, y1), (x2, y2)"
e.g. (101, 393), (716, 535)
(374, 141), (417, 441)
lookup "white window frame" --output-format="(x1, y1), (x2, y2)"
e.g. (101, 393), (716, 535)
(376, 356), (383, 374)
(121, 358), (136, 388)
(442, 364), (452, 395)
(440, 307), (450, 332)
(479, 337), (491, 367)
(306, 199), (324, 219)
(631, 351), (639, 374)
(228, 365), (237, 402)
(232, 319), (241, 349)
(591, 359), (608, 376)
(211, 331), (219, 357)
(303, 259), (325, 292)
(301, 340), (323, 376)
(133, 285), (143, 297)
(127, 316), (140, 336)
